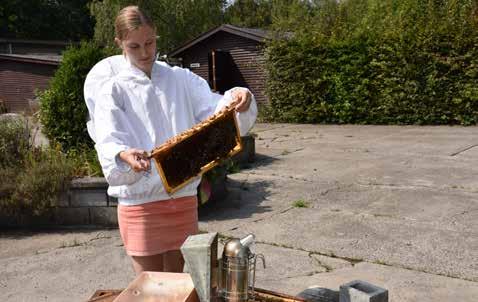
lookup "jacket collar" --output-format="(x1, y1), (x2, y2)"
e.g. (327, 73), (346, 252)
(124, 55), (159, 80)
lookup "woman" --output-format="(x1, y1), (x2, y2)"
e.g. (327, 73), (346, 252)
(84, 6), (257, 274)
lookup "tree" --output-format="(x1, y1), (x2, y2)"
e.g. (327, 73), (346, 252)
(224, 0), (273, 28)
(269, 0), (317, 32)
(89, 0), (123, 48)
(223, 0), (318, 32)
(0, 0), (93, 41)
(89, 0), (227, 54)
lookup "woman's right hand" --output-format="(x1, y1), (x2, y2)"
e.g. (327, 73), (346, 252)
(119, 148), (151, 172)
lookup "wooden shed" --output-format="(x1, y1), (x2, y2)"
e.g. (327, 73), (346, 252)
(0, 54), (60, 113)
(168, 24), (269, 104)
(0, 39), (73, 113)
(0, 38), (71, 56)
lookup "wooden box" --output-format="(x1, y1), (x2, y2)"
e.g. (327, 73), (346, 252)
(87, 288), (307, 302)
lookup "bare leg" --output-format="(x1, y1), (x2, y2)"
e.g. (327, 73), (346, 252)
(131, 254), (164, 275)
(162, 250), (184, 272)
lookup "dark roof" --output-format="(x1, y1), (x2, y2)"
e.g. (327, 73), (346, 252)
(0, 54), (61, 65)
(169, 24), (270, 57)
(0, 38), (76, 47)
(224, 25), (270, 40)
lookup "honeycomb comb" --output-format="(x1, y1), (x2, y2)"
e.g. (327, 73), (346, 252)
(149, 106), (242, 194)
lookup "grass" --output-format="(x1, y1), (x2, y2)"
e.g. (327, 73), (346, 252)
(281, 149), (291, 156)
(292, 199), (309, 208)
(225, 159), (241, 174)
(59, 238), (82, 248)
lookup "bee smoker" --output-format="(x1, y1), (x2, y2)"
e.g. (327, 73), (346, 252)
(219, 234), (265, 302)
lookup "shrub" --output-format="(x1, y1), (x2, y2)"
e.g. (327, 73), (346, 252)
(0, 99), (7, 114)
(8, 147), (74, 216)
(38, 41), (117, 178)
(0, 116), (29, 168)
(67, 146), (103, 177)
(0, 118), (74, 217)
(38, 40), (117, 151)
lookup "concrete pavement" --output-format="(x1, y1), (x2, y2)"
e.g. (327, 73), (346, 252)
(1, 124), (477, 301)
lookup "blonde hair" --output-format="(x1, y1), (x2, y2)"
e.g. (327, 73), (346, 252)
(115, 6), (155, 40)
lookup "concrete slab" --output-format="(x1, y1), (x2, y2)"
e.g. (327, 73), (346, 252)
(1, 124), (477, 302)
(226, 207), (477, 280)
(0, 230), (134, 302)
(257, 262), (478, 302)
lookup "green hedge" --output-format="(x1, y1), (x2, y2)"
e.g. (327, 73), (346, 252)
(264, 0), (478, 125)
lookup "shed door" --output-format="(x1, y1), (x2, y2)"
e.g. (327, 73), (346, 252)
(208, 50), (233, 94)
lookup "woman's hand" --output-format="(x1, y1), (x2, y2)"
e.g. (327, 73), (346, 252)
(119, 148), (151, 172)
(231, 88), (252, 112)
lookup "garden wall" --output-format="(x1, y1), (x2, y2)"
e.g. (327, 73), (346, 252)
(0, 135), (255, 228)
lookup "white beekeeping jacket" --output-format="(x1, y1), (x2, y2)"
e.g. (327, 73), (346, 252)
(83, 55), (257, 205)
(84, 55), (127, 143)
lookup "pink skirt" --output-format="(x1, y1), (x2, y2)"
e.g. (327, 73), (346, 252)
(117, 196), (198, 256)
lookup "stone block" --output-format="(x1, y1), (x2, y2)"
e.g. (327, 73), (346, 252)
(339, 280), (388, 302)
(70, 177), (108, 189)
(210, 179), (227, 203)
(90, 207), (118, 226)
(209, 166), (227, 203)
(298, 287), (339, 302)
(232, 135), (255, 167)
(57, 190), (70, 207)
(180, 233), (218, 302)
(0, 214), (17, 227)
(1, 209), (65, 227)
(70, 188), (108, 207)
(5, 210), (57, 227)
(55, 207), (91, 225)
(107, 195), (118, 207)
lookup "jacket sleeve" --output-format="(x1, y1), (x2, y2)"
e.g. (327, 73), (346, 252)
(84, 55), (126, 143)
(214, 87), (258, 136)
(184, 68), (258, 135)
(94, 82), (143, 186)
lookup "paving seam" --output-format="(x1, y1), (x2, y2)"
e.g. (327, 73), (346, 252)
(245, 239), (478, 283)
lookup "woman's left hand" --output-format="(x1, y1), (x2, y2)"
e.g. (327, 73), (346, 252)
(231, 88), (252, 112)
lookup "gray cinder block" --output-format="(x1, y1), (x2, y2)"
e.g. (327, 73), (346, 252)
(181, 232), (218, 302)
(232, 135), (255, 167)
(90, 207), (118, 226)
(55, 207), (90, 225)
(70, 188), (108, 207)
(339, 280), (388, 302)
